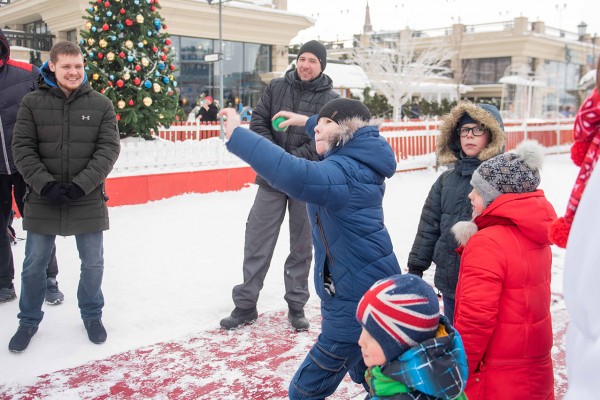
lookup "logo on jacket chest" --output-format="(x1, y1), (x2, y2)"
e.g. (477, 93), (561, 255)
(82, 115), (91, 120)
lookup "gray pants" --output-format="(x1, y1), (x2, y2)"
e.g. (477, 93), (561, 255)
(232, 185), (312, 310)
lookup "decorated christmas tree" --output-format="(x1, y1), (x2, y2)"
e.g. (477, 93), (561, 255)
(80, 0), (182, 139)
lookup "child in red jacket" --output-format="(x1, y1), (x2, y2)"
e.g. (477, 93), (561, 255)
(451, 140), (556, 400)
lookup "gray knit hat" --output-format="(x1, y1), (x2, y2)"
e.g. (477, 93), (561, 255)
(471, 140), (544, 207)
(297, 40), (327, 71)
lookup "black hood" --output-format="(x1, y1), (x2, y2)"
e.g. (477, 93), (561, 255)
(0, 28), (10, 67)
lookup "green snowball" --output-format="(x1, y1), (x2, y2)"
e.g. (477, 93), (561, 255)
(272, 116), (288, 132)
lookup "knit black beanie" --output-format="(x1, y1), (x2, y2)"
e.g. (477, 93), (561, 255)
(297, 40), (327, 71)
(318, 98), (371, 124)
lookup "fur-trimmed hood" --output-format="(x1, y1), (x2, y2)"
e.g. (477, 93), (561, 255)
(437, 101), (505, 165)
(334, 116), (381, 147)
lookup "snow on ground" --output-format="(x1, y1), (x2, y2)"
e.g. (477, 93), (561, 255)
(0, 153), (577, 396)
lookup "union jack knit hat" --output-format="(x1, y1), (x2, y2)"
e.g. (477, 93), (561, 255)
(356, 274), (440, 362)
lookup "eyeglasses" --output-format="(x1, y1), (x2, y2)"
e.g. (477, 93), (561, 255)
(459, 126), (487, 137)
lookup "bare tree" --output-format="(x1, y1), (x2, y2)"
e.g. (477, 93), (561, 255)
(353, 33), (455, 121)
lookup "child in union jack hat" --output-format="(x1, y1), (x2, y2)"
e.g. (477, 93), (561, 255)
(356, 274), (468, 399)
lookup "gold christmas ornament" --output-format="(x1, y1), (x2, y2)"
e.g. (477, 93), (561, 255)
(99, 39), (108, 48)
(143, 97), (153, 106)
(107, 52), (115, 61)
(159, 114), (164, 119)
(125, 40), (134, 49)
(136, 15), (144, 23)
(143, 40), (148, 45)
(141, 57), (150, 67)
(92, 73), (99, 80)
(153, 83), (161, 93)
(117, 100), (126, 109)
(87, 38), (95, 45)
(123, 72), (131, 80)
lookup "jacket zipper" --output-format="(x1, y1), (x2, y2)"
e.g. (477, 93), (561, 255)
(316, 212), (333, 269)
(0, 115), (12, 174)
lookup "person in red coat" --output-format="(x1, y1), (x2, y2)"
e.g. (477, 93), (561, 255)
(451, 140), (556, 400)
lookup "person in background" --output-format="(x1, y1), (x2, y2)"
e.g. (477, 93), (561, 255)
(452, 140), (556, 399)
(0, 27), (64, 306)
(357, 274), (468, 400)
(8, 41), (120, 353)
(221, 97), (401, 399)
(197, 95), (219, 123)
(548, 66), (600, 399)
(220, 40), (339, 332)
(407, 101), (505, 323)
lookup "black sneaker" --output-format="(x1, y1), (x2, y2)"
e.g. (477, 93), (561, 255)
(220, 307), (258, 330)
(84, 318), (107, 344)
(288, 308), (310, 331)
(45, 278), (64, 305)
(0, 286), (17, 303)
(8, 325), (38, 353)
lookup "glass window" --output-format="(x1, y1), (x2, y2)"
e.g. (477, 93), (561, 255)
(463, 57), (511, 85)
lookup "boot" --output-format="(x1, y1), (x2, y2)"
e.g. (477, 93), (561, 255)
(84, 318), (107, 344)
(288, 308), (310, 331)
(0, 286), (17, 303)
(220, 307), (258, 330)
(9, 325), (38, 353)
(45, 278), (64, 305)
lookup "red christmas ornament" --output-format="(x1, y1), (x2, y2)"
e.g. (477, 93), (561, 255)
(98, 53), (104, 59)
(161, 55), (167, 61)
(120, 8), (126, 14)
(169, 64), (175, 71)
(102, 23), (109, 31)
(163, 47), (169, 53)
(119, 52), (125, 58)
(100, 88), (105, 93)
(125, 19), (133, 26)
(151, 6), (156, 11)
(133, 77), (141, 85)
(165, 39), (172, 45)
(128, 99), (134, 106)
(116, 79), (124, 88)
(152, 46), (158, 53)
(96, 0), (101, 3)
(116, 114), (121, 121)
(108, 81), (114, 87)
(104, 1), (110, 7)
(135, 65), (141, 71)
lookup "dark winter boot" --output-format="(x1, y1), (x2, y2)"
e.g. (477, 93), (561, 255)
(0, 286), (17, 303)
(220, 307), (258, 330)
(84, 318), (107, 344)
(45, 278), (64, 305)
(288, 308), (310, 331)
(8, 325), (38, 353)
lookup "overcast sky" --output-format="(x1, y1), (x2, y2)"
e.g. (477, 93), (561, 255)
(287, 0), (600, 44)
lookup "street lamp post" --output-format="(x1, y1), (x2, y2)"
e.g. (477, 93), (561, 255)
(207, 0), (228, 139)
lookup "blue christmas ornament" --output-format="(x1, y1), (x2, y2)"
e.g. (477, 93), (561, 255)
(94, 16), (100, 21)
(147, 30), (153, 37)
(162, 76), (169, 84)
(137, 42), (144, 48)
(173, 81), (178, 87)
(88, 7), (94, 12)
(107, 11), (113, 17)
(89, 52), (94, 58)
(111, 35), (117, 41)
(134, 0), (139, 4)
(144, 81), (152, 89)
(127, 55), (135, 62)
(91, 26), (97, 32)
(79, 39), (85, 45)
(157, 63), (165, 71)
(109, 74), (115, 81)
(146, 0), (151, 4)
(117, 23), (124, 30)
(154, 71), (160, 77)
(153, 18), (161, 29)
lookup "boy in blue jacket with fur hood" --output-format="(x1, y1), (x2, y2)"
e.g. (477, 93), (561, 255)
(220, 98), (401, 399)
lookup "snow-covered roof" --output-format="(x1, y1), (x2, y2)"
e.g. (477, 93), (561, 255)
(325, 62), (370, 90)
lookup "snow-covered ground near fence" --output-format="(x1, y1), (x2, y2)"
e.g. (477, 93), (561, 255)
(0, 152), (577, 396)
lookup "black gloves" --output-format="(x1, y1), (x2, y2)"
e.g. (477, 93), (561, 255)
(66, 184), (85, 201)
(407, 268), (423, 278)
(41, 182), (85, 206)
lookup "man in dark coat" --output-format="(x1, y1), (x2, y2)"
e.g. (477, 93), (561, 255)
(0, 28), (64, 305)
(8, 42), (120, 353)
(196, 95), (219, 122)
(220, 40), (339, 331)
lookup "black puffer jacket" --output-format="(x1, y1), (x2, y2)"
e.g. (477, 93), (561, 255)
(12, 62), (120, 236)
(407, 102), (505, 298)
(249, 69), (338, 186)
(0, 29), (38, 175)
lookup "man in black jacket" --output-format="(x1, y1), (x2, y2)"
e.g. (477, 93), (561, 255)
(220, 40), (339, 331)
(0, 28), (64, 305)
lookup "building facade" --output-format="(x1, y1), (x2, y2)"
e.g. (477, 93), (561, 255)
(0, 0), (311, 108)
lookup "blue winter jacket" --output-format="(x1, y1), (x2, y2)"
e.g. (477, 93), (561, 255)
(227, 115), (401, 343)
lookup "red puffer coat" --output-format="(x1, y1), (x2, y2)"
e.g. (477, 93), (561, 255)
(453, 190), (556, 400)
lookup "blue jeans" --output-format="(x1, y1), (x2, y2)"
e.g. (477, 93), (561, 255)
(18, 231), (105, 327)
(289, 333), (368, 400)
